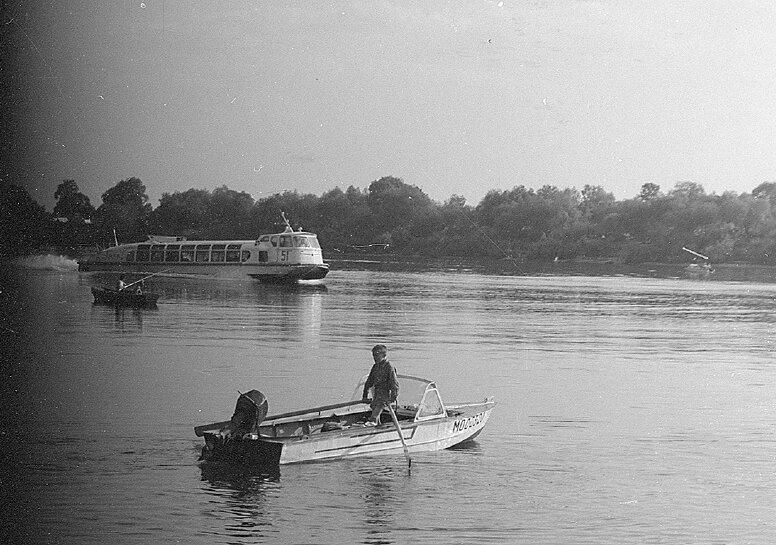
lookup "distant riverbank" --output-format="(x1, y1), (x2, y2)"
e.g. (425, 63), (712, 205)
(16, 248), (776, 284)
(329, 254), (776, 283)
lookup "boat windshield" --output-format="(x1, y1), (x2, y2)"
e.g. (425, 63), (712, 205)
(350, 374), (436, 410)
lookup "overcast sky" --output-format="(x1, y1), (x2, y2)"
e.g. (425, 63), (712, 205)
(4, 1), (776, 211)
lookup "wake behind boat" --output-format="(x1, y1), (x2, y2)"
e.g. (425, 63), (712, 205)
(195, 375), (496, 467)
(77, 215), (329, 282)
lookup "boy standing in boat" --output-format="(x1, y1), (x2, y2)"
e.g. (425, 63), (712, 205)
(362, 344), (399, 426)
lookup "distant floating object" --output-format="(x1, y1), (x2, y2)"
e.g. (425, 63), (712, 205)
(682, 246), (713, 278)
(682, 246), (709, 261)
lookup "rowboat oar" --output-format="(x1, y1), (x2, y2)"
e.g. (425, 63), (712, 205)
(121, 269), (171, 291)
(194, 399), (367, 436)
(264, 399), (365, 422)
(387, 403), (411, 472)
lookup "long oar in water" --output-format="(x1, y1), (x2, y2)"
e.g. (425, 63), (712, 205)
(120, 269), (171, 291)
(387, 403), (411, 472)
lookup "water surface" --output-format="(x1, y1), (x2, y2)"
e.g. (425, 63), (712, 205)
(2, 259), (776, 544)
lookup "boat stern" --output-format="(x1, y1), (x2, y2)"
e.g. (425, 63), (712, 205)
(200, 433), (284, 468)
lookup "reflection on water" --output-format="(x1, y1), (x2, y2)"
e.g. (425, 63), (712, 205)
(200, 464), (282, 540)
(358, 467), (401, 545)
(6, 263), (776, 544)
(106, 306), (148, 331)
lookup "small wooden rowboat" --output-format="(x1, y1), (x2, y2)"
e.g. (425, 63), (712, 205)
(91, 287), (160, 308)
(195, 375), (496, 467)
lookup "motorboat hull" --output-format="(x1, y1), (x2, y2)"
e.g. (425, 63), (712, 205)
(200, 401), (495, 467)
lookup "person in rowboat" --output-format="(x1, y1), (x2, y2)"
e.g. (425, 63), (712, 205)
(116, 274), (127, 291)
(362, 344), (399, 426)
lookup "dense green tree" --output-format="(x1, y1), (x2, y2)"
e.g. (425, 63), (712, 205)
(668, 181), (706, 204)
(95, 177), (152, 245)
(149, 188), (212, 239)
(478, 185), (580, 258)
(210, 186), (255, 239)
(53, 180), (95, 222)
(315, 186), (372, 250)
(639, 183), (661, 201)
(433, 195), (485, 257)
(0, 184), (50, 257)
(367, 177), (435, 239)
(49, 180), (97, 248)
(580, 185), (615, 221)
(362, 177), (440, 252)
(751, 182), (776, 204)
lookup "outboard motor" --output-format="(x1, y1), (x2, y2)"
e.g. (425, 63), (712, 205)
(223, 390), (268, 438)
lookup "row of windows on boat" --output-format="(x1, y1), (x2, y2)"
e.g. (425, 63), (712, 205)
(128, 244), (250, 263)
(124, 236), (319, 263)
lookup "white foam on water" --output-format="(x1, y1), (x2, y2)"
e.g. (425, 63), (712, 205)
(13, 254), (79, 271)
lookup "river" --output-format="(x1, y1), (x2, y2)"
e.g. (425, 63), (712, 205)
(2, 257), (776, 544)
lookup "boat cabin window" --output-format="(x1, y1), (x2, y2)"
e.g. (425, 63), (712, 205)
(195, 245), (211, 262)
(165, 244), (180, 262)
(259, 235), (270, 243)
(417, 388), (444, 419)
(150, 245), (165, 262)
(258, 251), (268, 263)
(136, 245), (150, 261)
(125, 251), (135, 262)
(180, 245), (194, 262)
(293, 236), (311, 248)
(279, 235), (292, 248)
(226, 244), (241, 262)
(211, 244), (226, 262)
(270, 236), (278, 247)
(241, 250), (251, 262)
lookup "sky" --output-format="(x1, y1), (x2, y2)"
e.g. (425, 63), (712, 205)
(4, 1), (776, 211)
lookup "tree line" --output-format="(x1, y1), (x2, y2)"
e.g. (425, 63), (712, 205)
(3, 176), (776, 265)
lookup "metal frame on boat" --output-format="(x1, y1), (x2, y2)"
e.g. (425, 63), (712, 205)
(195, 375), (496, 467)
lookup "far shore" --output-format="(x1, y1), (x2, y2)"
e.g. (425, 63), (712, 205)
(12, 248), (776, 284)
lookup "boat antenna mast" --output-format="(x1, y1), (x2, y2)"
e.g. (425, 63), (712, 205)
(280, 211), (293, 232)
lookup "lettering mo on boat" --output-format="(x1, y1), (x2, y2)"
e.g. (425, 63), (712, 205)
(452, 411), (486, 433)
(78, 227), (329, 282)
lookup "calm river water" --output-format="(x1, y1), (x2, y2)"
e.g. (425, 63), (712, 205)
(2, 257), (776, 544)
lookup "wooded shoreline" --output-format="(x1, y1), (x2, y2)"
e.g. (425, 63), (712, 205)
(6, 176), (776, 268)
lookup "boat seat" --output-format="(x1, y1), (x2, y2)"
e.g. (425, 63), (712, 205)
(395, 406), (417, 419)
